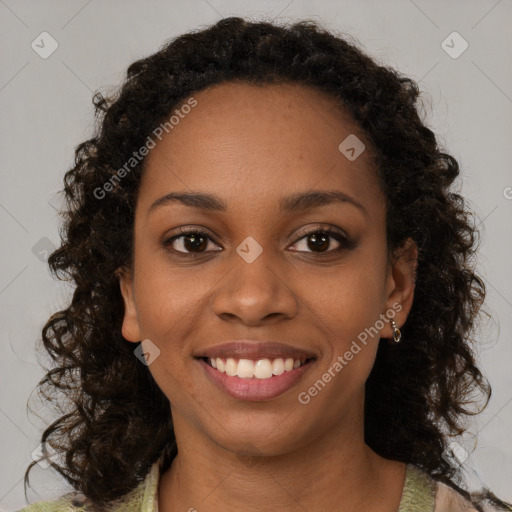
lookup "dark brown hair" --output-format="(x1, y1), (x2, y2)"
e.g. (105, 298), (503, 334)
(24, 16), (511, 511)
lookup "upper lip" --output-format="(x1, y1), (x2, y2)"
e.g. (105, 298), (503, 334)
(194, 340), (317, 360)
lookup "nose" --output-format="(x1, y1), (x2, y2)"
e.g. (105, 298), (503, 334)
(211, 248), (299, 327)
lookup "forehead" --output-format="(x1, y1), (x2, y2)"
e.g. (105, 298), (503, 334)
(138, 81), (382, 216)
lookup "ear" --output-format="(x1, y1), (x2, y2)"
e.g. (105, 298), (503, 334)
(116, 265), (142, 343)
(382, 238), (418, 338)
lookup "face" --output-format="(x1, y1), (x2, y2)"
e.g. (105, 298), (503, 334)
(118, 82), (416, 457)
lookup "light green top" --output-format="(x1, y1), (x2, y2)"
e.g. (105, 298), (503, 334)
(18, 460), (440, 512)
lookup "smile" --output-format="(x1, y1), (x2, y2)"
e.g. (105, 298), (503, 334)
(204, 356), (312, 379)
(197, 356), (316, 401)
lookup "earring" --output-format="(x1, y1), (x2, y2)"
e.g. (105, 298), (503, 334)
(390, 319), (402, 343)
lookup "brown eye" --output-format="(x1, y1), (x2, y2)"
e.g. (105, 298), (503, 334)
(289, 227), (352, 254)
(163, 230), (219, 254)
(305, 232), (332, 252)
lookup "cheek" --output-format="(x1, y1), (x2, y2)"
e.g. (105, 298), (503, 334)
(129, 262), (204, 398)
(295, 246), (388, 395)
(297, 277), (383, 415)
(133, 244), (209, 336)
(303, 251), (388, 340)
(131, 260), (205, 409)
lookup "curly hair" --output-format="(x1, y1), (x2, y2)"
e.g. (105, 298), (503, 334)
(24, 16), (511, 511)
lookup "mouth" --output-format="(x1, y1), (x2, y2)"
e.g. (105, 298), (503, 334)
(193, 340), (317, 401)
(195, 355), (316, 401)
(198, 356), (315, 379)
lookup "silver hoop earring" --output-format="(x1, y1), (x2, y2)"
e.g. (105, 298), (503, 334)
(390, 319), (402, 344)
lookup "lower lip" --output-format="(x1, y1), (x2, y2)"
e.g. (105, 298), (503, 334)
(197, 358), (315, 401)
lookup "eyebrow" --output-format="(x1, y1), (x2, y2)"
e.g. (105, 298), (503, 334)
(147, 190), (368, 218)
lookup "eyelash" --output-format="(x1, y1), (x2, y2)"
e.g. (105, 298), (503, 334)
(162, 225), (353, 257)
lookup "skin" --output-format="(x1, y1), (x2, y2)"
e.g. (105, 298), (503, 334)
(118, 82), (418, 512)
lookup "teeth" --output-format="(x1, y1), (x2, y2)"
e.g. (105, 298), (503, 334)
(237, 359), (254, 378)
(225, 358), (238, 377)
(208, 356), (309, 379)
(254, 359), (273, 379)
(272, 358), (284, 375)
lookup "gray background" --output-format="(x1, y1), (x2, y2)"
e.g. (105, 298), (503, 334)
(1, 0), (511, 510)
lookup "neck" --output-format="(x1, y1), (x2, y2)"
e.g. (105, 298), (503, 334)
(158, 401), (406, 512)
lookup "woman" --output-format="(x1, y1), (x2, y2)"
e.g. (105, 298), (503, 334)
(20, 16), (511, 512)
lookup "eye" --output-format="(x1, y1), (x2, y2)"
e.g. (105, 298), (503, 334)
(162, 228), (221, 255)
(289, 226), (352, 254)
(162, 225), (353, 257)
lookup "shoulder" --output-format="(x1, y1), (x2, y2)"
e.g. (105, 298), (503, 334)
(17, 457), (161, 512)
(434, 480), (479, 512)
(399, 464), (481, 512)
(16, 494), (86, 511)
